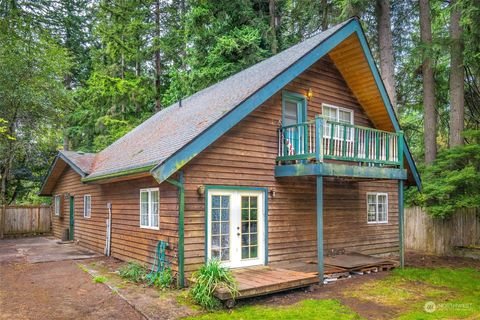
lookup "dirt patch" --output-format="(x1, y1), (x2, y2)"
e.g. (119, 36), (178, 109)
(0, 259), (143, 320)
(405, 251), (480, 269)
(79, 257), (199, 320)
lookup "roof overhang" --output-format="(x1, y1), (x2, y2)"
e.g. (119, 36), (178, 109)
(149, 18), (422, 190)
(39, 152), (90, 196)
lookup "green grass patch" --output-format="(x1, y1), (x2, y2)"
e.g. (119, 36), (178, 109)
(93, 275), (108, 283)
(348, 267), (480, 319)
(186, 299), (362, 320)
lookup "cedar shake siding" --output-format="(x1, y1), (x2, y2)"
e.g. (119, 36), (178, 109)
(51, 167), (179, 271)
(181, 56), (399, 275)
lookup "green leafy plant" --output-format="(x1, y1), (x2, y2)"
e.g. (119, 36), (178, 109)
(147, 267), (174, 289)
(189, 259), (238, 310)
(93, 275), (107, 283)
(118, 261), (147, 283)
(418, 130), (480, 218)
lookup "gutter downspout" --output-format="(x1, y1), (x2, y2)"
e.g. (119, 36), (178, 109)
(166, 171), (185, 288)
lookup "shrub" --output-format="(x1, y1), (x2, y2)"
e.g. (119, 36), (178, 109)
(118, 261), (147, 283)
(189, 259), (238, 310)
(147, 267), (174, 289)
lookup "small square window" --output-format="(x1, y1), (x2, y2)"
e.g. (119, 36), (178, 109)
(367, 193), (388, 224)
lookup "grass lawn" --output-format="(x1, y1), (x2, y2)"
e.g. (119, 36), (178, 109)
(188, 267), (480, 320)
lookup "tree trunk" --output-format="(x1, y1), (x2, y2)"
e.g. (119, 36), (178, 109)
(321, 0), (328, 31)
(449, 0), (465, 147)
(375, 0), (397, 111)
(269, 0), (277, 54)
(419, 0), (437, 164)
(154, 0), (162, 111)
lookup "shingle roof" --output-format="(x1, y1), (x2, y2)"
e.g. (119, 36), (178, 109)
(60, 150), (96, 175)
(85, 19), (352, 179)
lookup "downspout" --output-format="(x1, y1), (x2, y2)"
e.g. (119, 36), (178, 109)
(166, 171), (185, 288)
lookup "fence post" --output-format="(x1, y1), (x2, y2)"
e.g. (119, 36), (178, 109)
(0, 205), (5, 239)
(315, 115), (323, 162)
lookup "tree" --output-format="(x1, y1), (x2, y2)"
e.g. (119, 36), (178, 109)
(0, 7), (71, 205)
(448, 0), (465, 147)
(419, 0), (437, 164)
(376, 0), (397, 110)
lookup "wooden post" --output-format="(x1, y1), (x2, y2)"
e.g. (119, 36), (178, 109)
(315, 115), (322, 162)
(0, 205), (5, 239)
(316, 176), (324, 282)
(398, 179), (405, 268)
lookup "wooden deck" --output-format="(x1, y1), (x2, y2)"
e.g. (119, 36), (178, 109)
(214, 266), (319, 301)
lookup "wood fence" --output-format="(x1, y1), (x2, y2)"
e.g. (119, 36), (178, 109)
(0, 205), (52, 237)
(405, 207), (480, 255)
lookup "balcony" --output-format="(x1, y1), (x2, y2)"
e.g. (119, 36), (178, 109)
(275, 116), (406, 180)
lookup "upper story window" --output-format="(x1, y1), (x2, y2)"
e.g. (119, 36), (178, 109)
(140, 188), (159, 229)
(322, 104), (354, 140)
(367, 193), (388, 224)
(54, 195), (61, 216)
(83, 195), (91, 218)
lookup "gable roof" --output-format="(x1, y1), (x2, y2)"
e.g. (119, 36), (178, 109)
(40, 17), (421, 195)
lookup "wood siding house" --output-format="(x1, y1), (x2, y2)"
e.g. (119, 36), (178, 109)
(40, 18), (421, 293)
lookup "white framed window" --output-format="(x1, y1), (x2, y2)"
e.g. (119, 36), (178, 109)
(322, 103), (354, 140)
(367, 193), (388, 224)
(54, 195), (61, 216)
(83, 195), (91, 218)
(140, 188), (159, 229)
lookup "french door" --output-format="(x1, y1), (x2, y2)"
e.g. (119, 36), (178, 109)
(207, 189), (265, 268)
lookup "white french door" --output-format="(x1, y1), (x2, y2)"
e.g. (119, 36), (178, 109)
(207, 189), (265, 268)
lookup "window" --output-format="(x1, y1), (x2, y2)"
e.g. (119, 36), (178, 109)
(322, 104), (354, 140)
(54, 195), (61, 216)
(367, 193), (388, 223)
(83, 195), (91, 218)
(140, 188), (159, 229)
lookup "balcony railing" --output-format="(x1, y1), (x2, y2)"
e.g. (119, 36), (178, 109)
(277, 116), (403, 167)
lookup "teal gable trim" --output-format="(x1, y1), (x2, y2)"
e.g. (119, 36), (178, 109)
(151, 20), (359, 183)
(204, 185), (269, 266)
(150, 18), (421, 190)
(275, 163), (407, 180)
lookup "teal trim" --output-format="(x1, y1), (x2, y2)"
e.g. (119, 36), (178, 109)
(204, 185), (269, 266)
(166, 171), (185, 287)
(149, 18), (421, 190)
(275, 163), (407, 180)
(316, 176), (324, 281)
(151, 20), (359, 184)
(398, 180), (405, 268)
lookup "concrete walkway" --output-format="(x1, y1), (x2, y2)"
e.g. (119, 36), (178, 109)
(0, 236), (100, 263)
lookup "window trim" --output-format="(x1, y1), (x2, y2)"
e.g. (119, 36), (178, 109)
(366, 192), (389, 224)
(83, 195), (91, 218)
(139, 188), (160, 230)
(54, 195), (61, 216)
(321, 103), (354, 125)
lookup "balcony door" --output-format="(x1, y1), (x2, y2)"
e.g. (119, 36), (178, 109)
(282, 92), (307, 156)
(207, 189), (265, 268)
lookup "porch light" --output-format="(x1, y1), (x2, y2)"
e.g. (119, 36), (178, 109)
(270, 188), (276, 198)
(307, 88), (313, 100)
(197, 185), (205, 196)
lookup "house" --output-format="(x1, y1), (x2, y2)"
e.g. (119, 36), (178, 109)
(39, 18), (421, 297)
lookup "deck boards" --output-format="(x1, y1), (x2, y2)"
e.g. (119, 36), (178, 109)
(214, 266), (319, 300)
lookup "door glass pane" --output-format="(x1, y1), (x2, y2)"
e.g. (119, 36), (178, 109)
(241, 195), (259, 260)
(284, 100), (298, 126)
(211, 195), (230, 261)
